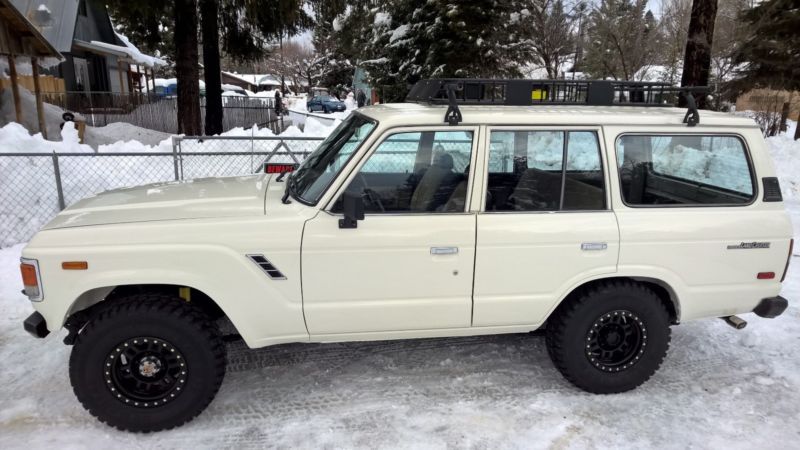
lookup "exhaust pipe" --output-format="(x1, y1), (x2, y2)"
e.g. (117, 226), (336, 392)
(722, 315), (747, 330)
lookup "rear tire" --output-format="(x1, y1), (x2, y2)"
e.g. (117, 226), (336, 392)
(69, 294), (226, 432)
(545, 281), (671, 393)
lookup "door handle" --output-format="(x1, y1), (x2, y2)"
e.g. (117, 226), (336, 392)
(431, 247), (459, 255)
(581, 242), (608, 251)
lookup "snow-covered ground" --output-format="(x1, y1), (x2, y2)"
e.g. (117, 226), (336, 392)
(0, 124), (799, 448)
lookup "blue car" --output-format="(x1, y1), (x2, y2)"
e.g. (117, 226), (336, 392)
(307, 95), (346, 113)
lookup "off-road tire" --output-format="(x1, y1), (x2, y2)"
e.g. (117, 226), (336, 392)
(69, 294), (226, 432)
(545, 281), (671, 393)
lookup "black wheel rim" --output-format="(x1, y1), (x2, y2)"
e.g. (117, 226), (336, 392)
(585, 310), (646, 372)
(104, 337), (188, 408)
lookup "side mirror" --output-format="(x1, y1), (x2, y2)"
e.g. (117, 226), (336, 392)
(338, 191), (364, 229)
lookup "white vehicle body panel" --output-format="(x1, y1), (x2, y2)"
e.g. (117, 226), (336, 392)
(605, 126), (792, 321)
(19, 105), (793, 349)
(25, 175), (312, 348)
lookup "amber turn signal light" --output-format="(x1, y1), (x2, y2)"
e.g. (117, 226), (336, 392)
(20, 263), (38, 286)
(62, 261), (88, 270)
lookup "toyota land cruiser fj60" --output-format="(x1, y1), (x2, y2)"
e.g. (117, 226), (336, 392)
(19, 80), (792, 431)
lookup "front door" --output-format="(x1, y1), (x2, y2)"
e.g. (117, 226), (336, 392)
(302, 127), (479, 336)
(473, 127), (619, 327)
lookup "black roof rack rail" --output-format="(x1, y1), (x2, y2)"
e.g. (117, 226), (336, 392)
(405, 79), (709, 127)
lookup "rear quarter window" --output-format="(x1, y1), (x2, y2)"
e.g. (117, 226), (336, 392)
(615, 134), (755, 206)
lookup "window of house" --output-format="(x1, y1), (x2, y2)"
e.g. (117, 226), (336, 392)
(334, 130), (474, 213)
(616, 134), (755, 206)
(485, 130), (605, 211)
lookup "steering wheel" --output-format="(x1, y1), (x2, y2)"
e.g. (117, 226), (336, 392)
(358, 174), (386, 213)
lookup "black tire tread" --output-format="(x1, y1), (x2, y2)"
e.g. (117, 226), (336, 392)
(545, 280), (671, 393)
(69, 294), (226, 432)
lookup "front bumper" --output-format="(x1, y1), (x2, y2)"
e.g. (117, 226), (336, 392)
(753, 296), (789, 319)
(23, 311), (49, 338)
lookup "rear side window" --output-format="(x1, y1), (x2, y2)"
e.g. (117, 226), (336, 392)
(616, 135), (755, 206)
(485, 130), (606, 211)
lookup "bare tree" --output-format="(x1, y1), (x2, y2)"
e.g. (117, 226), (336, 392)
(261, 41), (328, 93)
(515, 0), (576, 79)
(709, 0), (749, 108)
(659, 0), (692, 85)
(583, 0), (661, 81)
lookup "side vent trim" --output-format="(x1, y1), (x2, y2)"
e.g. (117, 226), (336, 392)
(762, 177), (782, 202)
(247, 254), (287, 280)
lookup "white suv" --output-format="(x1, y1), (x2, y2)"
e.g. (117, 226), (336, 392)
(19, 80), (793, 432)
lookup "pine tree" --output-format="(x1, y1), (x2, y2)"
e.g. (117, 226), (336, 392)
(174, 0), (202, 135)
(680, 0), (718, 108)
(733, 0), (800, 92)
(200, 0), (223, 136)
(356, 0), (525, 101)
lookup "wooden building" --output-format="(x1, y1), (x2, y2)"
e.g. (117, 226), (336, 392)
(0, 0), (62, 138)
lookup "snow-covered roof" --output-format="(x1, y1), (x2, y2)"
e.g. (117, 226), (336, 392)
(86, 32), (165, 68)
(221, 83), (245, 92)
(2, 0), (64, 58)
(9, 0), (77, 53)
(221, 72), (284, 86)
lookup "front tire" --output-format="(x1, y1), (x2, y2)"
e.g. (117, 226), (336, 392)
(69, 294), (226, 432)
(545, 281), (671, 393)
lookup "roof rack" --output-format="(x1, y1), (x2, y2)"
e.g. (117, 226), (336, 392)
(405, 79), (708, 127)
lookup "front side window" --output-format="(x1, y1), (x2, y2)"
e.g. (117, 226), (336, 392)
(486, 130), (606, 211)
(616, 134), (754, 206)
(288, 114), (376, 204)
(334, 130), (474, 213)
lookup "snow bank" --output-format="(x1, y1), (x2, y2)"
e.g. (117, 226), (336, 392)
(0, 87), (69, 140)
(766, 120), (800, 200)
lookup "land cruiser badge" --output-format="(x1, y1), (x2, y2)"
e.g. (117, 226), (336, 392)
(727, 242), (771, 250)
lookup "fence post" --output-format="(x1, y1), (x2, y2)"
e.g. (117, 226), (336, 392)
(172, 136), (181, 181)
(52, 152), (66, 210)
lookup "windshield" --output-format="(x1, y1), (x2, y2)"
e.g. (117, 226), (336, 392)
(289, 114), (377, 204)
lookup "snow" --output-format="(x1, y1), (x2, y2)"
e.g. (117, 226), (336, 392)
(0, 120), (799, 446)
(389, 24), (411, 43)
(374, 12), (392, 26)
(90, 34), (166, 69)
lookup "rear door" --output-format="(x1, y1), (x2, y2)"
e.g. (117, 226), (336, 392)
(472, 127), (620, 327)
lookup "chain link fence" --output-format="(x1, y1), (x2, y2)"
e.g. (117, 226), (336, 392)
(0, 136), (324, 247)
(1, 135), (482, 247)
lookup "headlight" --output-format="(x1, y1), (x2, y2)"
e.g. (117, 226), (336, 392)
(20, 258), (43, 301)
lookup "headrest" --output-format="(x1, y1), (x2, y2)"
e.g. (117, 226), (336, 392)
(434, 152), (454, 170)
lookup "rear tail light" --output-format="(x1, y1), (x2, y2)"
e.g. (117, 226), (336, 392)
(20, 258), (43, 301)
(781, 238), (794, 282)
(757, 272), (775, 280)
